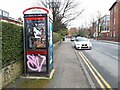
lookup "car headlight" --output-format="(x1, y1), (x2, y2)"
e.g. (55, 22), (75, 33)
(89, 43), (92, 46)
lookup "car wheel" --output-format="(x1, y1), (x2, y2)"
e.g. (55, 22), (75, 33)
(74, 45), (76, 48)
(75, 46), (78, 50)
(74, 46), (77, 50)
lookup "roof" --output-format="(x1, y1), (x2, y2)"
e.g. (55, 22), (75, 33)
(109, 1), (117, 10)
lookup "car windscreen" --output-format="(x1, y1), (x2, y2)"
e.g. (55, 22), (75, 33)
(75, 38), (88, 41)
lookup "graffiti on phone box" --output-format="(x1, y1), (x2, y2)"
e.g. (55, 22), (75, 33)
(27, 54), (46, 72)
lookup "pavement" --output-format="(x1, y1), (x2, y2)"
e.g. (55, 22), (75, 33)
(94, 39), (119, 45)
(3, 40), (91, 89)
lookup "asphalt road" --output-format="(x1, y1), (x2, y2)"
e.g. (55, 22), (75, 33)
(74, 39), (119, 88)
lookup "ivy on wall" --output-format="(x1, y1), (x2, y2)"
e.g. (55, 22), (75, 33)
(2, 22), (24, 68)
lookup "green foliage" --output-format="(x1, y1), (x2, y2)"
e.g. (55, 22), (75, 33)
(57, 29), (67, 36)
(2, 22), (23, 68)
(77, 30), (86, 37)
(0, 22), (2, 38)
(53, 32), (61, 44)
(53, 28), (67, 43)
(56, 29), (68, 39)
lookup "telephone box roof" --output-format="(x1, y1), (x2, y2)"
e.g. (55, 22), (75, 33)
(23, 7), (49, 14)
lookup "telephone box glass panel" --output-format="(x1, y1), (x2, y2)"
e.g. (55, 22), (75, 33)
(26, 17), (46, 49)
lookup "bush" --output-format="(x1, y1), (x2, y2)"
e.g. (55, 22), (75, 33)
(2, 22), (23, 68)
(53, 32), (61, 44)
(57, 29), (67, 38)
(53, 29), (68, 42)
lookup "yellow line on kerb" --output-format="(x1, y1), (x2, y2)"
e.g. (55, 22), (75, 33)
(79, 52), (105, 89)
(79, 52), (112, 90)
(80, 52), (112, 89)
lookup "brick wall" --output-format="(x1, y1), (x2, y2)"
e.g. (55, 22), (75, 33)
(109, 1), (120, 42)
(2, 60), (23, 88)
(118, 1), (120, 42)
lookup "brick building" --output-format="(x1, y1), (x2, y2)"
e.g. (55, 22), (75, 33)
(68, 27), (78, 37)
(109, 0), (120, 42)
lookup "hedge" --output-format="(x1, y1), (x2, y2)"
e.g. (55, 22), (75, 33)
(1, 21), (61, 68)
(0, 22), (2, 68)
(53, 32), (61, 44)
(2, 22), (23, 68)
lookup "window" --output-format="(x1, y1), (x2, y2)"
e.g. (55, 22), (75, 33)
(114, 5), (116, 13)
(113, 18), (115, 24)
(107, 21), (110, 26)
(107, 26), (110, 31)
(2, 11), (9, 17)
(105, 26), (107, 31)
(107, 33), (108, 36)
(111, 32), (112, 37)
(113, 31), (116, 37)
(26, 17), (46, 49)
(106, 16), (110, 21)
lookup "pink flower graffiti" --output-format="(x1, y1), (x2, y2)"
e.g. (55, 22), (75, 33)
(27, 54), (46, 72)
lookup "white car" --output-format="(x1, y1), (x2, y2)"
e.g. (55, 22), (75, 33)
(74, 37), (92, 50)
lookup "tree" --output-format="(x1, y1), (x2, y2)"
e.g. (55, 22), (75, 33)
(89, 15), (96, 38)
(36, 0), (84, 32)
(89, 11), (103, 39)
(77, 26), (89, 37)
(96, 11), (102, 38)
(68, 27), (78, 37)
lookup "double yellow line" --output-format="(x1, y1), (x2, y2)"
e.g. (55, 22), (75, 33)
(79, 52), (112, 89)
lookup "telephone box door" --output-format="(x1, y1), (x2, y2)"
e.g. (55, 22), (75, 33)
(23, 7), (53, 76)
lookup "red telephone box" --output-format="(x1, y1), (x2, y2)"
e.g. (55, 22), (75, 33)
(23, 7), (53, 77)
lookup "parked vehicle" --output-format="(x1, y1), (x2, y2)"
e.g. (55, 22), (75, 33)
(71, 37), (75, 41)
(74, 37), (92, 50)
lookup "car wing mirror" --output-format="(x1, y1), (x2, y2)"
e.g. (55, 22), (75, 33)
(75, 39), (79, 41)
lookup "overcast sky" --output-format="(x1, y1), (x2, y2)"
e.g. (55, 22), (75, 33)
(0, 0), (116, 28)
